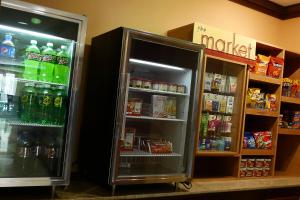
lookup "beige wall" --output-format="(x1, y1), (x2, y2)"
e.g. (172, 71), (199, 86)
(22, 0), (284, 47)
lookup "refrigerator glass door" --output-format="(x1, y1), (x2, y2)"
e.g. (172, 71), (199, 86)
(117, 37), (200, 179)
(0, 5), (79, 178)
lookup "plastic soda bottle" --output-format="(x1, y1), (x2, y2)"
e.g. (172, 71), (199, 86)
(52, 86), (67, 125)
(45, 134), (58, 176)
(15, 131), (32, 175)
(0, 34), (15, 59)
(54, 45), (70, 84)
(23, 40), (40, 80)
(20, 83), (37, 122)
(37, 84), (53, 124)
(39, 43), (56, 82)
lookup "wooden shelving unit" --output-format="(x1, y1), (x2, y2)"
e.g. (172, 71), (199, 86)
(278, 128), (300, 136)
(245, 108), (279, 117)
(241, 149), (274, 156)
(167, 23), (300, 181)
(281, 96), (300, 105)
(249, 73), (281, 85)
(196, 151), (238, 157)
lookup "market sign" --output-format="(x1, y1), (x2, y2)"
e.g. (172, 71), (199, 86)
(192, 22), (256, 60)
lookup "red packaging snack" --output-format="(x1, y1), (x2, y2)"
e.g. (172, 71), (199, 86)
(120, 128), (136, 151)
(265, 94), (277, 111)
(246, 167), (253, 177)
(253, 131), (272, 149)
(247, 159), (255, 168)
(254, 54), (270, 76)
(141, 138), (173, 154)
(264, 159), (272, 168)
(267, 57), (283, 78)
(127, 98), (142, 116)
(255, 159), (264, 168)
(253, 168), (262, 177)
(262, 168), (271, 176)
(240, 168), (247, 177)
(240, 159), (247, 168)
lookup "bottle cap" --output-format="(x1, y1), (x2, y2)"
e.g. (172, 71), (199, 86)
(46, 42), (53, 47)
(30, 40), (37, 45)
(24, 82), (35, 87)
(61, 45), (67, 50)
(4, 34), (12, 40)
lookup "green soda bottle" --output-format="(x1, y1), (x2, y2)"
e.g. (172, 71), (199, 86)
(23, 40), (40, 80)
(37, 84), (53, 124)
(52, 86), (67, 125)
(20, 83), (37, 122)
(39, 43), (56, 82)
(54, 45), (70, 84)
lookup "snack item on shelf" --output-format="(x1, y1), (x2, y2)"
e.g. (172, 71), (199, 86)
(127, 98), (142, 116)
(254, 54), (270, 76)
(247, 158), (255, 168)
(204, 73), (214, 91)
(265, 94), (277, 111)
(246, 167), (254, 177)
(220, 75), (227, 93)
(216, 138), (225, 151)
(177, 85), (185, 93)
(296, 81), (300, 98)
(158, 82), (168, 91)
(142, 79), (152, 89)
(211, 74), (222, 92)
(152, 95), (168, 118)
(201, 112), (209, 138)
(168, 83), (177, 93)
(282, 78), (292, 97)
(267, 57), (283, 78)
(291, 80), (299, 97)
(135, 78), (142, 88)
(226, 96), (234, 114)
(223, 136), (232, 151)
(253, 131), (272, 149)
(165, 97), (176, 119)
(227, 76), (237, 94)
(264, 159), (272, 168)
(219, 95), (227, 113)
(203, 93), (213, 111)
(152, 82), (160, 90)
(240, 159), (247, 168)
(255, 159), (264, 168)
(130, 78), (136, 87)
(208, 115), (217, 131)
(212, 94), (220, 112)
(247, 88), (261, 108)
(243, 137), (248, 149)
(222, 116), (232, 133)
(120, 128), (136, 151)
(240, 168), (247, 177)
(262, 168), (271, 176)
(253, 168), (263, 177)
(141, 138), (173, 154)
(245, 132), (256, 149)
(279, 114), (283, 127)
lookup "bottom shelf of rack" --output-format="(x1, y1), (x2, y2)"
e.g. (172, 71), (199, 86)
(120, 150), (182, 157)
(241, 149), (274, 156)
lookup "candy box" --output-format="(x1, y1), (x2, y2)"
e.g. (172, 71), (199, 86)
(246, 167), (254, 177)
(264, 159), (272, 168)
(262, 167), (271, 176)
(240, 168), (247, 177)
(240, 159), (247, 168)
(247, 159), (255, 168)
(255, 159), (264, 168)
(253, 168), (262, 177)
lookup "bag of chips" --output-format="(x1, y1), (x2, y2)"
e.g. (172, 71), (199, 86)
(267, 57), (283, 78)
(253, 131), (272, 149)
(254, 54), (270, 76)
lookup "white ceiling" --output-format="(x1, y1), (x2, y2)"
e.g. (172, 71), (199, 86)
(269, 0), (300, 6)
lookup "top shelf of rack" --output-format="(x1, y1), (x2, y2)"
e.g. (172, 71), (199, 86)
(249, 73), (281, 85)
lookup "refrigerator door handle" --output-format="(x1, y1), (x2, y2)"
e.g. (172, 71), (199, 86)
(120, 73), (130, 140)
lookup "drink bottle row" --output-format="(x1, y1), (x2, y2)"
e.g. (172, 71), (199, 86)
(0, 34), (71, 85)
(20, 83), (67, 125)
(15, 130), (60, 176)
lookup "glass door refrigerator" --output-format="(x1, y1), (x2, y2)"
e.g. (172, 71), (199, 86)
(81, 28), (204, 191)
(0, 0), (87, 188)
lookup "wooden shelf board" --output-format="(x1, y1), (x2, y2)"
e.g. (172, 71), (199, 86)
(193, 176), (237, 182)
(241, 149), (274, 156)
(278, 128), (300, 136)
(249, 73), (281, 85)
(245, 108), (279, 117)
(281, 96), (300, 105)
(196, 151), (238, 157)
